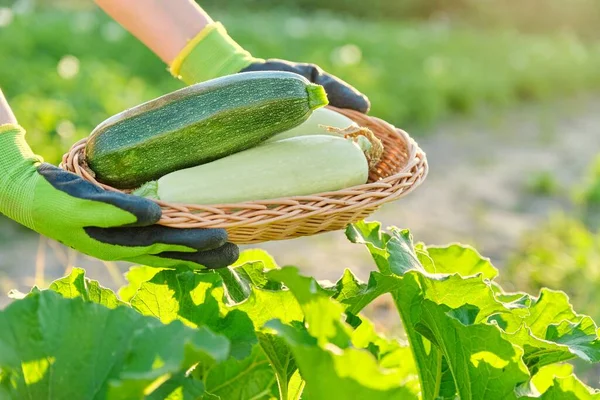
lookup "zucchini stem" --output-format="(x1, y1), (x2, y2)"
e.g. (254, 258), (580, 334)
(306, 83), (329, 110)
(326, 125), (384, 169)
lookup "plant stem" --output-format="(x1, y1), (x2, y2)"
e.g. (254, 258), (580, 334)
(433, 350), (443, 398)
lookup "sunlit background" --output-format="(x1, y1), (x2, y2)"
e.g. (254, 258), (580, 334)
(1, 0), (600, 380)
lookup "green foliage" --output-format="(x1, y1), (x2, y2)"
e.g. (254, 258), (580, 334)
(218, 10), (600, 129)
(202, 0), (600, 39)
(505, 214), (600, 324)
(505, 153), (600, 387)
(526, 171), (560, 197)
(1, 222), (599, 399)
(462, 0), (600, 40)
(2, 8), (600, 164)
(573, 154), (600, 227)
(506, 154), (600, 327)
(201, 0), (466, 21)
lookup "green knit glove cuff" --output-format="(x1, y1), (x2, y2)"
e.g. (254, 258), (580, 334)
(169, 22), (259, 84)
(0, 124), (43, 230)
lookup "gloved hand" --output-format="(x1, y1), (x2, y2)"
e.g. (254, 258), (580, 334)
(169, 22), (370, 113)
(0, 124), (238, 270)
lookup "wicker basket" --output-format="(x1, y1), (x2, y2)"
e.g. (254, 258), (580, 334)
(60, 106), (428, 244)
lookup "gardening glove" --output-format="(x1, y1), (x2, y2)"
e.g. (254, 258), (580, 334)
(169, 22), (370, 113)
(0, 124), (239, 270)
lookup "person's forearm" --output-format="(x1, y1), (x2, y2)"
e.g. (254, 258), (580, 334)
(0, 89), (18, 125)
(94, 0), (213, 64)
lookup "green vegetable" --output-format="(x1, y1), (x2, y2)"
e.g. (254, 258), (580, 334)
(3, 223), (600, 399)
(265, 107), (357, 143)
(86, 71), (328, 189)
(154, 135), (370, 205)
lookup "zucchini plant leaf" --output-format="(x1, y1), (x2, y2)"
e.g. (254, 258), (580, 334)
(421, 244), (498, 279)
(0, 290), (229, 400)
(267, 265), (421, 399)
(350, 318), (420, 396)
(267, 319), (419, 400)
(346, 222), (443, 400)
(332, 268), (402, 315)
(416, 299), (530, 399)
(230, 263), (303, 400)
(347, 221), (600, 400)
(49, 267), (124, 309)
(118, 265), (165, 303)
(268, 267), (352, 348)
(108, 322), (229, 400)
(496, 289), (600, 371)
(124, 262), (299, 400)
(203, 344), (278, 400)
(255, 332), (298, 400)
(129, 269), (257, 361)
(519, 364), (600, 399)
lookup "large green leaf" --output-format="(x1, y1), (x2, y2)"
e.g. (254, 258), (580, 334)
(125, 266), (288, 399)
(129, 269), (256, 360)
(267, 320), (418, 400)
(346, 222), (443, 400)
(0, 290), (141, 399)
(256, 332), (297, 400)
(421, 244), (498, 279)
(118, 266), (165, 303)
(519, 364), (600, 399)
(332, 269), (402, 315)
(0, 291), (229, 400)
(229, 257), (304, 400)
(417, 300), (530, 399)
(497, 289), (600, 371)
(49, 267), (124, 309)
(108, 323), (229, 399)
(347, 221), (600, 399)
(266, 264), (423, 399)
(350, 318), (420, 396)
(268, 267), (352, 348)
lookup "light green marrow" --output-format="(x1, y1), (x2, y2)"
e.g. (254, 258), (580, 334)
(86, 71), (328, 189)
(155, 135), (370, 205)
(265, 107), (357, 143)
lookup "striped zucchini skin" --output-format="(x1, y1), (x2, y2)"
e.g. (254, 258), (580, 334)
(86, 71), (328, 189)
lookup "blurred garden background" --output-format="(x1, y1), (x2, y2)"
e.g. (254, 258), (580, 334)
(2, 0), (600, 379)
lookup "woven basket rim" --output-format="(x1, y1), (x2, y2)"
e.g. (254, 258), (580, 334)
(60, 106), (428, 232)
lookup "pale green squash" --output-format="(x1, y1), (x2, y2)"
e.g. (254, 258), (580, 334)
(155, 135), (369, 205)
(265, 107), (357, 143)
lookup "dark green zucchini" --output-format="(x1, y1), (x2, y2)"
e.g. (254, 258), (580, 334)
(85, 71), (328, 188)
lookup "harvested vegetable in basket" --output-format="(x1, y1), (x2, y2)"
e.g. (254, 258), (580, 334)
(86, 71), (329, 189)
(142, 129), (383, 205)
(265, 106), (357, 143)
